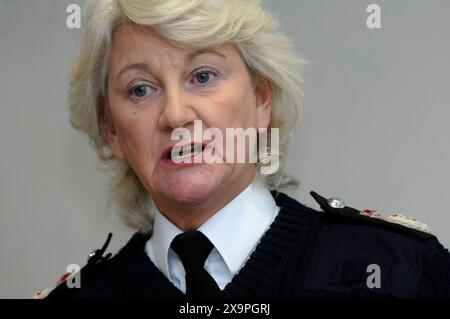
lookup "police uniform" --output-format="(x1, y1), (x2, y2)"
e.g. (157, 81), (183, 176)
(36, 191), (450, 299)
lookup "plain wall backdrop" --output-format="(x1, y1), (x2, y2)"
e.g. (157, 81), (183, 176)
(1, 0), (449, 298)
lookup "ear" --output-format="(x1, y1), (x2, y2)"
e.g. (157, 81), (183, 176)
(255, 81), (273, 133)
(104, 104), (126, 160)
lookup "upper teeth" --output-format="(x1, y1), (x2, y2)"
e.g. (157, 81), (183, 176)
(171, 144), (203, 160)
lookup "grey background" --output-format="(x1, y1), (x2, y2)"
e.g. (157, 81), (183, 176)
(0, 0), (449, 298)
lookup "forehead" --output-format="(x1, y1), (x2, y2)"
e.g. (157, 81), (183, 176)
(112, 25), (183, 57)
(109, 25), (240, 68)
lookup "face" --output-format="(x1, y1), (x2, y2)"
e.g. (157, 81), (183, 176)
(105, 26), (272, 217)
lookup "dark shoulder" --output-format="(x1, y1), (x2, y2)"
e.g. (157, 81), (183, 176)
(309, 191), (435, 240)
(290, 190), (450, 298)
(43, 232), (150, 299)
(273, 189), (437, 242)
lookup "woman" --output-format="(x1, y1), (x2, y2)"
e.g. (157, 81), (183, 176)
(39, 0), (449, 299)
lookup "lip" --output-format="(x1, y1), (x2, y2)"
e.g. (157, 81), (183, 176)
(160, 142), (206, 169)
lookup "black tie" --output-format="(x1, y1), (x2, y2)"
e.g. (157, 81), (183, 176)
(170, 230), (221, 298)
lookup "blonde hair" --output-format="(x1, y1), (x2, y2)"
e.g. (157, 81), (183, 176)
(69, 0), (305, 233)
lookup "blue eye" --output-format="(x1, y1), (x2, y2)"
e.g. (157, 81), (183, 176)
(131, 85), (148, 97)
(192, 70), (218, 86)
(196, 71), (210, 84)
(127, 84), (156, 101)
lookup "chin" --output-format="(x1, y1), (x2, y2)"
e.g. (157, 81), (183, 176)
(154, 164), (225, 205)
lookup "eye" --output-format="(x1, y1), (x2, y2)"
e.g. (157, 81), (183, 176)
(191, 69), (218, 86)
(127, 84), (155, 101)
(132, 86), (148, 97)
(130, 85), (149, 97)
(196, 71), (210, 84)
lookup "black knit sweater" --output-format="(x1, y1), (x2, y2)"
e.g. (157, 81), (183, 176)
(46, 191), (450, 299)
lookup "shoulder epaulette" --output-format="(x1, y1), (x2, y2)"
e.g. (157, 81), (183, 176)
(310, 191), (436, 241)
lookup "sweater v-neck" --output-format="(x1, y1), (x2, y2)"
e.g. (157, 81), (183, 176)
(114, 192), (320, 298)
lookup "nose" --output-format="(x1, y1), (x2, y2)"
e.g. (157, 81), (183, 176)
(158, 84), (197, 131)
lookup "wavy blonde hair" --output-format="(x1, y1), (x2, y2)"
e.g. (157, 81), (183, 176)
(69, 0), (305, 233)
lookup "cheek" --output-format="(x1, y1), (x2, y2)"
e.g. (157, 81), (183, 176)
(208, 83), (257, 130)
(113, 110), (159, 162)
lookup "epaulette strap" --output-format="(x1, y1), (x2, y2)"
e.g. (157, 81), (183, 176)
(87, 232), (113, 265)
(310, 191), (436, 240)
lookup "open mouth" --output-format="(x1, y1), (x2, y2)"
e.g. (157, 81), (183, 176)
(162, 143), (206, 161)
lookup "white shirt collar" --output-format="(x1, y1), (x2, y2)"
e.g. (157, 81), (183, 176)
(148, 206), (183, 279)
(146, 181), (279, 278)
(198, 182), (278, 275)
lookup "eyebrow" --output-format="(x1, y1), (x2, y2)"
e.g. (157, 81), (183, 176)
(116, 62), (151, 81)
(186, 48), (226, 62)
(115, 49), (226, 80)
